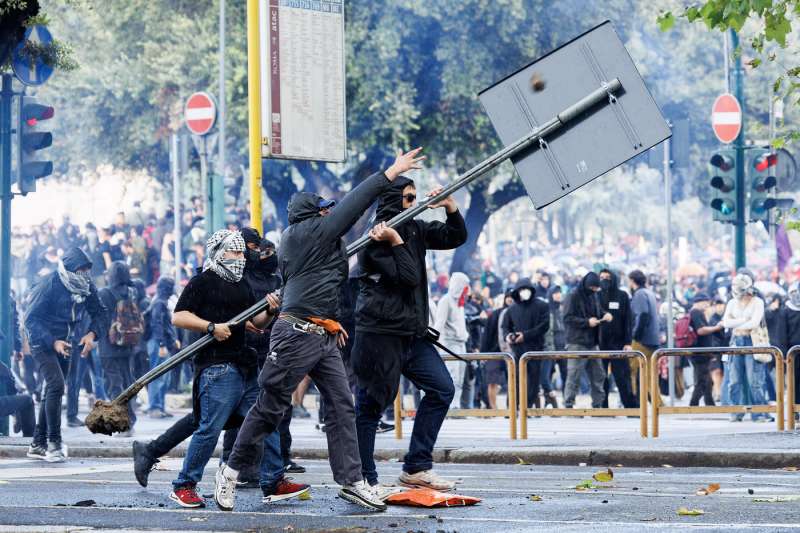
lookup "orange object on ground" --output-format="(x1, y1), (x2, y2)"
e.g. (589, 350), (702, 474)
(308, 317), (345, 335)
(385, 488), (481, 507)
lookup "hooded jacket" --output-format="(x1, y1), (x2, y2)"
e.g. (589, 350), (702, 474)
(544, 286), (566, 351)
(564, 272), (603, 347)
(355, 176), (467, 336)
(24, 247), (105, 352)
(500, 278), (550, 355)
(434, 272), (471, 351)
(98, 261), (146, 358)
(244, 249), (282, 356)
(148, 277), (178, 350)
(279, 171), (392, 320)
(599, 271), (632, 349)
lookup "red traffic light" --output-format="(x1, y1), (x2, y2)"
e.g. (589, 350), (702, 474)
(754, 153), (778, 172)
(22, 103), (55, 127)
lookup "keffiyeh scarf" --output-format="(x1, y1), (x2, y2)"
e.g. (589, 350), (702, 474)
(57, 260), (91, 303)
(203, 230), (246, 283)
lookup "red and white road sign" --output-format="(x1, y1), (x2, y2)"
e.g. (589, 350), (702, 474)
(184, 92), (216, 136)
(711, 93), (741, 144)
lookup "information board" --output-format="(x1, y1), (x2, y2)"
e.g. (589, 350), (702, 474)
(259, 0), (347, 162)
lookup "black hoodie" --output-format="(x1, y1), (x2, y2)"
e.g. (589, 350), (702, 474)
(355, 176), (467, 336)
(599, 270), (632, 349)
(279, 171), (393, 320)
(500, 278), (550, 354)
(98, 261), (145, 358)
(564, 271), (603, 347)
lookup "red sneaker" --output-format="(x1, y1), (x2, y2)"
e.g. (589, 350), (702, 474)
(170, 487), (206, 508)
(262, 478), (310, 503)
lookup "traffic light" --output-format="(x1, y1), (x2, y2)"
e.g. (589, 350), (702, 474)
(16, 95), (54, 195)
(709, 149), (737, 223)
(748, 148), (777, 222)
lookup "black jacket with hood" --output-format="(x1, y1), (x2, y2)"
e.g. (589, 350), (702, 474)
(279, 171), (393, 320)
(24, 247), (105, 353)
(599, 271), (632, 349)
(148, 277), (178, 351)
(244, 249), (281, 357)
(500, 278), (550, 355)
(98, 261), (146, 358)
(564, 271), (604, 347)
(354, 176), (467, 337)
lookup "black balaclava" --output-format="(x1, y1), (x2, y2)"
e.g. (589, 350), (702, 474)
(241, 227), (262, 270)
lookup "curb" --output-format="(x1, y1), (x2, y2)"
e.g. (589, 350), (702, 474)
(2, 443), (799, 469)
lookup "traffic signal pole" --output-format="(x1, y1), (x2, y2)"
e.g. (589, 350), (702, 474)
(732, 30), (746, 269)
(0, 73), (14, 436)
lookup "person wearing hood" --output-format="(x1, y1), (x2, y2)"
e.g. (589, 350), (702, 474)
(563, 272), (610, 409)
(217, 149), (425, 513)
(145, 276), (179, 418)
(628, 270), (660, 402)
(544, 285), (568, 395)
(501, 278), (551, 408)
(435, 272), (474, 409)
(782, 283), (800, 416)
(598, 269), (637, 409)
(351, 175), (466, 492)
(24, 247), (106, 462)
(97, 261), (146, 435)
(481, 290), (514, 409)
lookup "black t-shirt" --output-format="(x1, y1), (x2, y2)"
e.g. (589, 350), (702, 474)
(689, 308), (712, 362)
(174, 269), (256, 374)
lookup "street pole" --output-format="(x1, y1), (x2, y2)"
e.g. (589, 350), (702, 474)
(0, 74), (14, 435)
(246, 0), (263, 233)
(731, 30), (746, 269)
(199, 135), (208, 226)
(171, 133), (182, 287)
(664, 128), (675, 406)
(218, 0), (226, 230)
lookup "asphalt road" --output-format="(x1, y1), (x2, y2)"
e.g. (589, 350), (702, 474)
(1, 458), (800, 532)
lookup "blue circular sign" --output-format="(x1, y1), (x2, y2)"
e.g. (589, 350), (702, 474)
(12, 25), (55, 87)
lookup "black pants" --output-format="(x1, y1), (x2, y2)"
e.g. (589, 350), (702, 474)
(278, 408), (292, 464)
(603, 358), (639, 408)
(690, 359), (715, 406)
(0, 393), (35, 437)
(101, 357), (137, 427)
(512, 352), (541, 408)
(31, 347), (67, 447)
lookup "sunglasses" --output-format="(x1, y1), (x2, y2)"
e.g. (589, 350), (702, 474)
(403, 193), (417, 202)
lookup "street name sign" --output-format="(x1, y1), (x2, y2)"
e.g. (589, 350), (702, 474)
(711, 93), (741, 144)
(479, 21), (671, 209)
(185, 92), (217, 136)
(259, 0), (346, 162)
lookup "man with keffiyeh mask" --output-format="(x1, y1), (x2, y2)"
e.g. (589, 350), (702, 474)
(167, 230), (301, 509)
(24, 247), (106, 463)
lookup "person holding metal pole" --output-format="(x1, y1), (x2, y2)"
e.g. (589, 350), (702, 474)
(215, 148), (425, 513)
(350, 175), (466, 495)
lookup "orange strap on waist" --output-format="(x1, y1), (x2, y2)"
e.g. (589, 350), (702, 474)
(308, 317), (345, 335)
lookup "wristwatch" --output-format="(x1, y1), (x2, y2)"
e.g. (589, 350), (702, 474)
(206, 322), (215, 335)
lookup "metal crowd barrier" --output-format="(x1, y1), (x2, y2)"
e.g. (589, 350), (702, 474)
(393, 352), (517, 440)
(786, 345), (800, 430)
(650, 346), (784, 437)
(518, 350), (649, 439)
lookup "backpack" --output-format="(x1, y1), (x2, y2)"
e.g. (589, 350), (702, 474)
(674, 314), (697, 348)
(108, 287), (145, 347)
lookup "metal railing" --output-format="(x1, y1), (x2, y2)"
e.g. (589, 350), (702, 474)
(518, 350), (649, 439)
(786, 345), (800, 430)
(650, 346), (784, 437)
(393, 352), (517, 440)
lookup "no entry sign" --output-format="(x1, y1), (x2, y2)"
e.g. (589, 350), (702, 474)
(185, 92), (217, 136)
(712, 93), (741, 144)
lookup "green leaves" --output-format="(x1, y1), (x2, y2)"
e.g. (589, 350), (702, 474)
(657, 11), (675, 32)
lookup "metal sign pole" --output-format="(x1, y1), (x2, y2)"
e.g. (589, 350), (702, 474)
(246, 0), (263, 233)
(664, 129), (675, 406)
(0, 74), (14, 436)
(171, 133), (182, 287)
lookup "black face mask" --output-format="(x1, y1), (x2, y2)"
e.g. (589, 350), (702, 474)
(259, 253), (278, 274)
(245, 249), (261, 269)
(600, 279), (612, 291)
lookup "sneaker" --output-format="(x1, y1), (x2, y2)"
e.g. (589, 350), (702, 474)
(214, 465), (238, 511)
(148, 409), (168, 419)
(170, 487), (205, 508)
(292, 405), (311, 419)
(262, 477), (310, 503)
(45, 442), (67, 463)
(67, 416), (85, 428)
(315, 423), (327, 433)
(338, 480), (387, 511)
(399, 469), (455, 491)
(132, 441), (159, 487)
(376, 421), (395, 434)
(285, 461), (306, 474)
(370, 483), (407, 501)
(26, 444), (47, 460)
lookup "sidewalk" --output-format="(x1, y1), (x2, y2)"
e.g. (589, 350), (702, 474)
(2, 392), (799, 468)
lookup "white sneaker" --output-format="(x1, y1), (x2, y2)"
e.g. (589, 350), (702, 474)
(338, 480), (387, 511)
(370, 483), (407, 501)
(214, 465), (238, 511)
(45, 442), (67, 463)
(399, 469), (455, 491)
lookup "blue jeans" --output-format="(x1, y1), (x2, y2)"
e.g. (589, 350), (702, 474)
(173, 363), (283, 489)
(727, 336), (769, 421)
(146, 339), (169, 412)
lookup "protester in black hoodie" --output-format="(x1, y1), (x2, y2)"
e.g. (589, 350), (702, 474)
(598, 269), (637, 408)
(481, 290), (514, 409)
(501, 278), (550, 408)
(563, 272), (610, 408)
(351, 175), (466, 492)
(218, 148), (425, 512)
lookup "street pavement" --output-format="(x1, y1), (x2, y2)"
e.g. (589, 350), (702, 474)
(2, 458), (800, 532)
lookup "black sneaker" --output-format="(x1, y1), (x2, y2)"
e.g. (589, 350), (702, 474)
(284, 461), (306, 474)
(376, 421), (395, 434)
(27, 444), (47, 460)
(236, 478), (260, 489)
(67, 416), (85, 428)
(132, 441), (158, 487)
